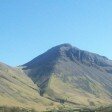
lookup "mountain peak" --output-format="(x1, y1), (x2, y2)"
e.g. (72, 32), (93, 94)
(57, 43), (72, 48)
(21, 44), (112, 103)
(23, 43), (112, 69)
(52, 43), (79, 51)
(22, 43), (79, 69)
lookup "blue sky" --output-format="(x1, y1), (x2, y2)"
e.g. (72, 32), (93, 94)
(0, 0), (112, 66)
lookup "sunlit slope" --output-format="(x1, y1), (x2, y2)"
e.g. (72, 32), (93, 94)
(23, 44), (112, 107)
(44, 73), (112, 107)
(0, 62), (57, 111)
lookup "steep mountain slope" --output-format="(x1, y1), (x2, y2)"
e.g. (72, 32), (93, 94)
(22, 44), (112, 106)
(0, 62), (57, 111)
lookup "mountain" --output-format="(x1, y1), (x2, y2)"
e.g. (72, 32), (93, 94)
(0, 62), (57, 111)
(22, 43), (112, 107)
(0, 43), (112, 111)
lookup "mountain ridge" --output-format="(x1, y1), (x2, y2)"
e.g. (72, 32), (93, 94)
(23, 43), (112, 68)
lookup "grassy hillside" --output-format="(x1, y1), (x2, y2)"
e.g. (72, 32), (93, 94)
(0, 62), (59, 111)
(43, 74), (112, 107)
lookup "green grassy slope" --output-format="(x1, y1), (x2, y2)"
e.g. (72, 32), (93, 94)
(44, 74), (112, 106)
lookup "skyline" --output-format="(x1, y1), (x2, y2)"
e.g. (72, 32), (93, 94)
(0, 0), (112, 66)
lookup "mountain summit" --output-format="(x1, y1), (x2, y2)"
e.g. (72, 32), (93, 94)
(22, 44), (112, 106)
(23, 43), (112, 69)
